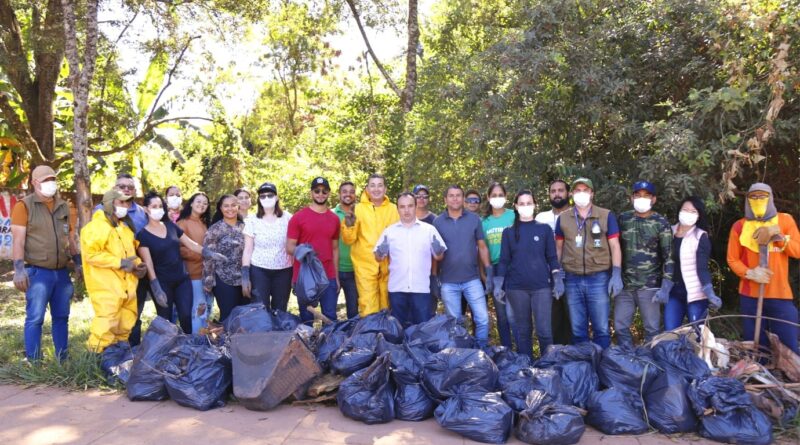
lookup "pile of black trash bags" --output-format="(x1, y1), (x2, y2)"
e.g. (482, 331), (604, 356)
(101, 303), (305, 412)
(320, 312), (779, 445)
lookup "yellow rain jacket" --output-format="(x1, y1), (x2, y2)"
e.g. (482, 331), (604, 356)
(341, 192), (399, 316)
(81, 211), (141, 352)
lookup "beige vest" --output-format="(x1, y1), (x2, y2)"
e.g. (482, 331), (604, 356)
(560, 205), (612, 275)
(22, 194), (70, 269)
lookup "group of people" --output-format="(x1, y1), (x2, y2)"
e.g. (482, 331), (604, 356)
(11, 165), (800, 361)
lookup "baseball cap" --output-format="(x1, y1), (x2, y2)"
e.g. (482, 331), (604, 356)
(632, 180), (656, 195)
(31, 165), (56, 182)
(413, 184), (429, 194)
(258, 182), (278, 194)
(102, 189), (132, 207)
(310, 177), (330, 190)
(572, 177), (594, 190)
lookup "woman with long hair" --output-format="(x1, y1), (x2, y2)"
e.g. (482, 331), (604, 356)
(234, 188), (252, 219)
(176, 192), (214, 333)
(481, 181), (516, 348)
(664, 196), (721, 330)
(496, 189), (560, 359)
(165, 185), (182, 223)
(203, 194), (246, 321)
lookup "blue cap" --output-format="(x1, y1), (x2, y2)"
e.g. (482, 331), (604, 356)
(413, 184), (429, 194)
(632, 180), (656, 195)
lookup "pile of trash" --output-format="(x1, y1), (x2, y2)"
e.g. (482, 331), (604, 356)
(103, 307), (800, 445)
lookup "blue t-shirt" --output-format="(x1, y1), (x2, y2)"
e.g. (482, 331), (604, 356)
(136, 221), (188, 283)
(497, 221), (560, 290)
(433, 210), (484, 283)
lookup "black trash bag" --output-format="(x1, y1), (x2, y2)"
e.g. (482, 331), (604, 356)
(434, 391), (513, 444)
(585, 387), (648, 435)
(516, 390), (586, 445)
(127, 317), (184, 401)
(422, 348), (498, 401)
(337, 354), (395, 424)
(223, 303), (275, 334)
(315, 330), (349, 370)
(160, 343), (232, 411)
(529, 367), (570, 404)
(597, 345), (661, 393)
(319, 317), (359, 338)
(394, 382), (436, 421)
(404, 314), (475, 352)
(501, 374), (540, 412)
(498, 362), (533, 388)
(351, 310), (404, 344)
(651, 337), (710, 381)
(535, 342), (603, 370)
(502, 367), (569, 410)
(375, 335), (420, 384)
(555, 361), (599, 408)
(487, 346), (531, 371)
(101, 341), (134, 385)
(271, 309), (302, 331)
(644, 371), (697, 434)
(687, 376), (773, 445)
(294, 243), (329, 308)
(330, 333), (379, 376)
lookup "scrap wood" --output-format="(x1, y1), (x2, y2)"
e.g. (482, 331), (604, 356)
(306, 373), (344, 397)
(306, 306), (333, 325)
(768, 332), (800, 383)
(292, 392), (338, 405)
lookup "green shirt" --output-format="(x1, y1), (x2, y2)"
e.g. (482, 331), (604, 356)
(482, 209), (516, 265)
(333, 204), (354, 272)
(618, 210), (674, 289)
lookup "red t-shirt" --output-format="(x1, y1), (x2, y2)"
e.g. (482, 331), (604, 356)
(287, 207), (340, 281)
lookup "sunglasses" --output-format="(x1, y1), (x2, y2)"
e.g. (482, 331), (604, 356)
(259, 193), (276, 199)
(312, 188), (330, 195)
(465, 197), (481, 204)
(416, 194), (429, 200)
(117, 184), (135, 191)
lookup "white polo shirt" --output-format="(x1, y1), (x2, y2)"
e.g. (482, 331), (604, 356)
(375, 219), (447, 293)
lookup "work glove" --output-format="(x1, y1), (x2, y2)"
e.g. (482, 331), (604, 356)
(484, 265), (495, 295)
(745, 267), (773, 284)
(493, 276), (506, 304)
(608, 266), (623, 299)
(431, 237), (446, 255)
(652, 278), (674, 304)
(134, 263), (147, 279)
(12, 259), (29, 292)
(344, 211), (356, 228)
(120, 256), (138, 272)
(202, 247), (226, 262)
(553, 269), (565, 300)
(703, 283), (722, 310)
(753, 225), (782, 245)
(150, 278), (168, 308)
(241, 265), (252, 298)
(430, 275), (441, 300)
(375, 237), (390, 259)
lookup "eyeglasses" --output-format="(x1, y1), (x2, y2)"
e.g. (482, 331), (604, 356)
(259, 193), (276, 199)
(312, 188), (329, 195)
(416, 194), (429, 200)
(117, 184), (135, 191)
(465, 197), (481, 204)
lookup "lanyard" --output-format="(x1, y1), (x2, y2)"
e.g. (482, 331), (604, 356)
(574, 206), (592, 234)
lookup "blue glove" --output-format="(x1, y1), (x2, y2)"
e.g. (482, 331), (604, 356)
(608, 266), (623, 298)
(484, 265), (495, 295)
(493, 276), (506, 304)
(703, 283), (722, 310)
(241, 265), (252, 298)
(202, 247), (226, 262)
(150, 278), (168, 308)
(375, 237), (390, 259)
(431, 236), (446, 255)
(652, 278), (674, 304)
(553, 270), (565, 300)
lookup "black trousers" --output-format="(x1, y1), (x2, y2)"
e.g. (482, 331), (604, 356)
(250, 266), (292, 311)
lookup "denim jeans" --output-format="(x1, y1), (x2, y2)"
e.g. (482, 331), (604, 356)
(441, 279), (489, 346)
(389, 292), (433, 328)
(155, 278), (193, 334)
(507, 288), (552, 359)
(339, 271), (359, 319)
(565, 271), (611, 348)
(250, 266), (292, 311)
(298, 278), (339, 324)
(24, 266), (73, 361)
(213, 274), (247, 322)
(191, 279), (215, 334)
(740, 294), (799, 354)
(663, 283), (708, 331)
(614, 288), (661, 347)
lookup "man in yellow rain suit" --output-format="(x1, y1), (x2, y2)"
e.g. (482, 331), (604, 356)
(341, 174), (399, 316)
(82, 190), (147, 352)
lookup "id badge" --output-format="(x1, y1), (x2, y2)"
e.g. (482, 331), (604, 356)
(575, 235), (584, 248)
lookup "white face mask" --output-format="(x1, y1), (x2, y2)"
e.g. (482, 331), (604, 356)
(573, 192), (591, 208)
(260, 197), (277, 209)
(679, 211), (698, 227)
(517, 205), (535, 218)
(166, 195), (182, 209)
(633, 197), (652, 213)
(114, 206), (128, 219)
(489, 197), (506, 209)
(40, 181), (57, 197)
(149, 208), (165, 221)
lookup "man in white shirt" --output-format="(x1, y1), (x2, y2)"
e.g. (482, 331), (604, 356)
(535, 179), (573, 345)
(375, 192), (447, 327)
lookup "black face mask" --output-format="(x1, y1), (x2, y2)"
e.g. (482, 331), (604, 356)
(550, 197), (568, 209)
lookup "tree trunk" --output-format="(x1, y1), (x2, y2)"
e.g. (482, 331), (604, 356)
(401, 0), (419, 113)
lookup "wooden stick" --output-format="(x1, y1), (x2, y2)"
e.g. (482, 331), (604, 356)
(746, 383), (800, 389)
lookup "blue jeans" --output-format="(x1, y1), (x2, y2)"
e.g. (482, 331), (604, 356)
(614, 288), (661, 347)
(565, 271), (611, 349)
(441, 279), (489, 346)
(740, 294), (799, 354)
(24, 266), (73, 361)
(298, 278), (338, 324)
(339, 271), (359, 319)
(156, 278), (193, 334)
(664, 283), (708, 331)
(250, 266), (292, 311)
(191, 279), (215, 334)
(389, 292), (433, 328)
(507, 288), (552, 359)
